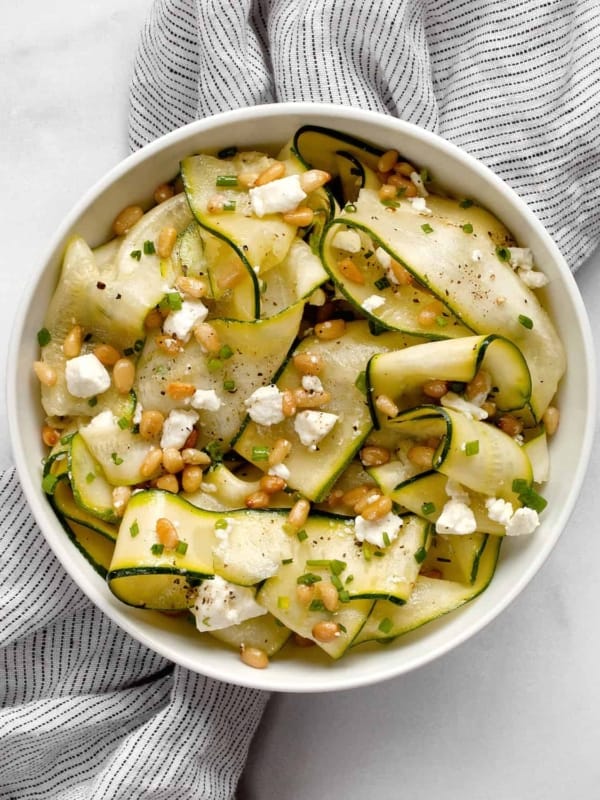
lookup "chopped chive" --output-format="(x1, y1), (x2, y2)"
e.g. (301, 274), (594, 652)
(354, 370), (367, 393)
(143, 240), (156, 255)
(345, 574), (354, 584)
(130, 520), (140, 538)
(462, 223), (474, 234)
(414, 546), (427, 564)
(309, 599), (326, 611)
(134, 339), (145, 352)
(217, 145), (237, 159)
(42, 473), (59, 495)
(381, 199), (400, 208)
(512, 478), (529, 493)
(496, 246), (511, 262)
(465, 439), (479, 456)
(150, 543), (164, 556)
(251, 445), (270, 462)
(518, 314), (533, 329)
(223, 200), (237, 212)
(306, 559), (331, 568)
(382, 531), (391, 548)
(117, 417), (130, 430)
(278, 595), (290, 610)
(167, 292), (182, 310)
(60, 434), (72, 445)
(215, 175), (238, 187)
(111, 453), (123, 465)
(421, 501), (436, 515)
(175, 540), (188, 555)
(378, 617), (394, 634)
(344, 203), (357, 213)
(85, 472), (96, 484)
(331, 574), (344, 591)
(518, 487), (548, 512)
(435, 315), (448, 327)
(374, 276), (390, 290)
(207, 358), (222, 372)
(37, 327), (51, 347)
(130, 249), (142, 261)
(214, 518), (229, 530)
(297, 529), (308, 542)
(223, 379), (236, 392)
(421, 223), (434, 234)
(373, 550), (385, 558)
(205, 441), (223, 462)
(330, 559), (347, 576)
(297, 572), (322, 586)
(363, 542), (373, 561)
(420, 167), (429, 183)
(123, 347), (134, 356)
(219, 344), (234, 360)
(459, 198), (474, 209)
(338, 589), (351, 603)
(281, 558), (294, 565)
(338, 623), (348, 633)
(88, 396), (98, 407)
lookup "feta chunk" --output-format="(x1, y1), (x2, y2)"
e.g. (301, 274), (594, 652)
(361, 294), (386, 314)
(83, 409), (116, 434)
(245, 385), (285, 426)
(191, 575), (267, 632)
(294, 410), (338, 449)
(332, 229), (362, 253)
(268, 462), (290, 481)
(409, 196), (432, 215)
(301, 374), (324, 394)
(160, 408), (199, 449)
(190, 388), (221, 412)
(505, 506), (540, 536)
(509, 247), (534, 271)
(65, 353), (111, 398)
(163, 298), (208, 342)
(436, 499), (477, 535)
(354, 512), (403, 548)
(441, 391), (488, 420)
(249, 174), (307, 217)
(485, 496), (514, 526)
(375, 247), (392, 270)
(518, 269), (549, 288)
(410, 171), (429, 197)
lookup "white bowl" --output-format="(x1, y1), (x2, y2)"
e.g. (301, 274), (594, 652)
(8, 103), (596, 692)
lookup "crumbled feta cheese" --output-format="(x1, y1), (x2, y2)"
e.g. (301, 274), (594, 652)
(132, 401), (143, 426)
(244, 385), (285, 426)
(249, 174), (307, 217)
(436, 499), (477, 535)
(65, 353), (111, 398)
(445, 478), (470, 503)
(354, 511), (403, 548)
(301, 375), (324, 393)
(294, 410), (338, 449)
(409, 196), (432, 215)
(375, 247), (392, 270)
(361, 294), (386, 314)
(190, 388), (221, 412)
(410, 171), (429, 197)
(160, 408), (199, 449)
(509, 247), (534, 271)
(518, 269), (549, 289)
(268, 462), (290, 481)
(441, 391), (488, 420)
(332, 229), (362, 253)
(83, 409), (116, 434)
(163, 298), (208, 342)
(506, 506), (540, 536)
(191, 575), (267, 632)
(212, 519), (235, 560)
(485, 496), (514, 526)
(472, 249), (483, 262)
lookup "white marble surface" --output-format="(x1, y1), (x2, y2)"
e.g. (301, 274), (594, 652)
(2, 2), (600, 797)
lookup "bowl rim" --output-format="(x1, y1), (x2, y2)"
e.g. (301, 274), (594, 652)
(8, 101), (597, 692)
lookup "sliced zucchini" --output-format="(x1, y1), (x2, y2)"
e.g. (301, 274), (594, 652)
(172, 221), (210, 283)
(353, 533), (501, 645)
(183, 462), (290, 512)
(420, 530), (490, 584)
(208, 613), (291, 657)
(61, 519), (116, 578)
(51, 480), (118, 541)
(69, 433), (119, 523)
(258, 239), (328, 319)
(293, 125), (383, 177)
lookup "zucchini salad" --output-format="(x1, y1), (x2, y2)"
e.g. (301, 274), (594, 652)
(35, 126), (565, 668)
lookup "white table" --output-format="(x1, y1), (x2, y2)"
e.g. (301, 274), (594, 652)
(2, 3), (599, 797)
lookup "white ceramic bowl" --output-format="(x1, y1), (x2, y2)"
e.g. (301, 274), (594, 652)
(8, 103), (595, 692)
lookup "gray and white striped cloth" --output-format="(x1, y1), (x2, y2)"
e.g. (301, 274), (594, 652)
(3, 1), (600, 798)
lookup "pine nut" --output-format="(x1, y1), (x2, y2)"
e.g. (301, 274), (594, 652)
(418, 300), (445, 327)
(317, 581), (339, 612)
(139, 410), (164, 440)
(314, 319), (346, 340)
(155, 474), (179, 493)
(112, 358), (136, 394)
(388, 174), (418, 196)
(481, 400), (497, 418)
(359, 445), (391, 467)
(375, 394), (399, 418)
(389, 260), (413, 285)
(156, 517), (179, 549)
(281, 389), (297, 417)
(181, 464), (204, 493)
(112, 205), (144, 236)
(312, 621), (341, 643)
(378, 184), (398, 201)
(207, 194), (225, 213)
(245, 490), (270, 509)
(423, 379), (449, 399)
(293, 388), (331, 409)
(140, 447), (163, 479)
(193, 322), (221, 353)
(360, 494), (393, 521)
(293, 633), (316, 648)
(282, 206), (314, 226)
(354, 490), (383, 516)
(181, 448), (211, 466)
(299, 169), (331, 193)
(292, 352), (323, 375)
(166, 381), (195, 400)
(33, 361), (57, 387)
(466, 369), (492, 403)
(338, 258), (365, 285)
(41, 425), (60, 447)
(255, 161), (286, 186)
(268, 438), (292, 467)
(155, 335), (183, 356)
(237, 172), (259, 188)
(407, 445), (436, 468)
(157, 226), (178, 259)
(240, 644), (269, 669)
(112, 485), (132, 516)
(341, 485), (372, 508)
(63, 325), (83, 359)
(260, 475), (286, 494)
(162, 447), (184, 474)
(145, 309), (164, 330)
(154, 183), (175, 204)
(497, 414), (523, 437)
(377, 149), (399, 174)
(176, 275), (208, 299)
(542, 406), (560, 436)
(394, 160), (415, 176)
(93, 343), (121, 366)
(287, 498), (310, 530)
(327, 488), (344, 507)
(296, 584), (315, 605)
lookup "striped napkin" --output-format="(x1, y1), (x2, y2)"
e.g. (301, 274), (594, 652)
(2, 1), (600, 798)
